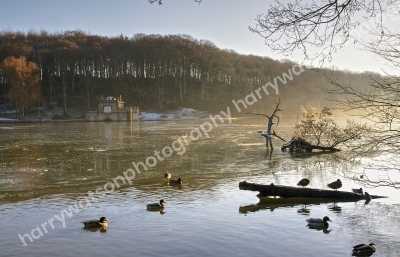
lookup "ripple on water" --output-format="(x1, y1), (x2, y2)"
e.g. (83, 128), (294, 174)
(1, 120), (400, 257)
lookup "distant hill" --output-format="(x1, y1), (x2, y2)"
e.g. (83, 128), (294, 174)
(0, 30), (378, 117)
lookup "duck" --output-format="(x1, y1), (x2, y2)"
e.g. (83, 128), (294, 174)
(147, 199), (165, 210)
(297, 178), (310, 188)
(327, 179), (342, 191)
(306, 216), (331, 227)
(83, 217), (109, 228)
(168, 178), (182, 186)
(164, 171), (171, 180)
(352, 188), (363, 194)
(352, 243), (376, 254)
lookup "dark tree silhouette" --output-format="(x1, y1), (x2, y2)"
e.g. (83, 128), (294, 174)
(250, 0), (397, 66)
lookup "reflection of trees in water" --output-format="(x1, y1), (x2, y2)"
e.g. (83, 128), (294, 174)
(328, 152), (400, 189)
(277, 151), (400, 189)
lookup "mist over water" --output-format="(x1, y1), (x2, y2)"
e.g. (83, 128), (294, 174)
(0, 119), (399, 257)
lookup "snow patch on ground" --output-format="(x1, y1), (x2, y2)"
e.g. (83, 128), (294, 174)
(0, 106), (207, 122)
(0, 117), (19, 121)
(140, 107), (208, 120)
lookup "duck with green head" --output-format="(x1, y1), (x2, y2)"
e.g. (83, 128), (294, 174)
(306, 216), (331, 227)
(168, 178), (182, 186)
(83, 217), (109, 228)
(147, 199), (166, 211)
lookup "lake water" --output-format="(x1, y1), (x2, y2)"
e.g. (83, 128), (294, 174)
(0, 118), (399, 257)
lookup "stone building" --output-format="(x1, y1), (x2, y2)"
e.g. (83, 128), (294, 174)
(86, 95), (139, 121)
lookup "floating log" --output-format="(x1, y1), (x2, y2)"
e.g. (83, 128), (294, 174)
(239, 181), (387, 200)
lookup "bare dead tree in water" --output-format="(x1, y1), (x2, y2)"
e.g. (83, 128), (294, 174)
(247, 98), (286, 151)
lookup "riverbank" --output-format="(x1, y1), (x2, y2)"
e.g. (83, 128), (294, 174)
(0, 106), (209, 123)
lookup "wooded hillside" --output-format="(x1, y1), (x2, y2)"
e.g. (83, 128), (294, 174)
(0, 30), (378, 116)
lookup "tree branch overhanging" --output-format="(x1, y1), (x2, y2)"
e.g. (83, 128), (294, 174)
(250, 0), (392, 66)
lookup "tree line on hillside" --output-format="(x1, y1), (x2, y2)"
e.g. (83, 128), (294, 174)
(0, 30), (378, 117)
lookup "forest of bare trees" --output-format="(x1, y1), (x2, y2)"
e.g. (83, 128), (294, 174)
(0, 30), (376, 117)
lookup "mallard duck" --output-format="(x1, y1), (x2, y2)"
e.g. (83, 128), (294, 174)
(168, 178), (182, 186)
(352, 243), (376, 254)
(297, 178), (310, 188)
(352, 188), (363, 194)
(164, 171), (171, 180)
(327, 179), (342, 191)
(83, 217), (109, 228)
(147, 199), (165, 210)
(306, 216), (331, 227)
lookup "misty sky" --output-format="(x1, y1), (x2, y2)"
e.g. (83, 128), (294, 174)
(1, 0), (397, 74)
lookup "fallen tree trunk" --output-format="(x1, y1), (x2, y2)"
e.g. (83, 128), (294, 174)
(239, 181), (387, 200)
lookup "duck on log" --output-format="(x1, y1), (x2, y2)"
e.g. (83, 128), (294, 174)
(238, 181), (386, 200)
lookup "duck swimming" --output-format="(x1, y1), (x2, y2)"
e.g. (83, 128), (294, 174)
(164, 171), (171, 180)
(147, 199), (166, 211)
(327, 179), (342, 191)
(352, 243), (376, 254)
(297, 178), (310, 188)
(168, 178), (182, 186)
(83, 217), (109, 228)
(306, 216), (331, 227)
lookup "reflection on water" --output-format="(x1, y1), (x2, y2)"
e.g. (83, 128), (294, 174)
(83, 227), (107, 233)
(297, 204), (311, 215)
(307, 224), (332, 234)
(328, 202), (342, 213)
(0, 119), (400, 257)
(239, 198), (350, 214)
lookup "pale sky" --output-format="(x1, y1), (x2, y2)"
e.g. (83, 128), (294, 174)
(0, 0), (397, 74)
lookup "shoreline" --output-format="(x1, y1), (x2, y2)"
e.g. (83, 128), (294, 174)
(0, 107), (211, 123)
(0, 117), (211, 123)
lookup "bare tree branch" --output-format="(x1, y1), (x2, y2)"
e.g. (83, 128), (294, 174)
(248, 98), (283, 150)
(250, 0), (395, 66)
